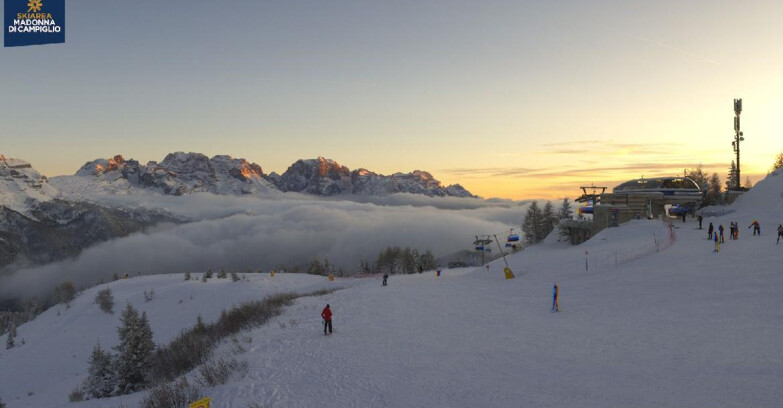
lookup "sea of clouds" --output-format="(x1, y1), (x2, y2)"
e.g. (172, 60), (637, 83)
(0, 190), (535, 299)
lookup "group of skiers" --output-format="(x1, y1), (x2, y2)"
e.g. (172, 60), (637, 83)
(706, 220), (765, 241)
(704, 218), (782, 252)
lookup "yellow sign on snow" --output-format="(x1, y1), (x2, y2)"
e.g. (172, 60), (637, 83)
(190, 396), (211, 408)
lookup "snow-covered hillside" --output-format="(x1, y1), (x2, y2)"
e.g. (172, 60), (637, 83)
(1, 172), (781, 408)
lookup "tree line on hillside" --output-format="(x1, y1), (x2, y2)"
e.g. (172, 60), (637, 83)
(522, 198), (573, 244)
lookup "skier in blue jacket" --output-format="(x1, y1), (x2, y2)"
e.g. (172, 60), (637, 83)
(552, 284), (560, 312)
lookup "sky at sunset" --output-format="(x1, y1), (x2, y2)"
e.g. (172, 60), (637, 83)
(2, 0), (782, 200)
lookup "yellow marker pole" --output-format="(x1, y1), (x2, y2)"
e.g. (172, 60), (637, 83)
(493, 235), (515, 279)
(189, 396), (211, 408)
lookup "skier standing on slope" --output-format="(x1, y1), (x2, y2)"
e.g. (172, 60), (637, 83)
(718, 224), (725, 243)
(713, 231), (720, 253)
(382, 273), (388, 286)
(698, 214), (703, 229)
(777, 224), (783, 244)
(708, 222), (714, 240)
(321, 304), (333, 335)
(749, 220), (761, 236)
(552, 284), (560, 312)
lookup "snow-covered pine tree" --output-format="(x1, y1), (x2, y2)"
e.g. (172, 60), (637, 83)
(5, 322), (15, 349)
(522, 201), (541, 244)
(541, 201), (557, 239)
(84, 342), (116, 398)
(558, 198), (573, 220)
(115, 304), (155, 394)
(708, 173), (722, 204)
(726, 161), (737, 191)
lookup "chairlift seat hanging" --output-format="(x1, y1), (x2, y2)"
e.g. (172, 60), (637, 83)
(506, 234), (520, 242)
(475, 245), (484, 251)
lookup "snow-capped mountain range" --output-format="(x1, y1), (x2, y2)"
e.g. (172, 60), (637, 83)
(0, 155), (57, 218)
(0, 153), (475, 270)
(269, 156), (474, 197)
(58, 153), (474, 198)
(69, 153), (276, 196)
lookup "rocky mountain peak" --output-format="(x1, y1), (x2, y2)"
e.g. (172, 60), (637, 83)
(0, 155), (58, 218)
(271, 157), (475, 197)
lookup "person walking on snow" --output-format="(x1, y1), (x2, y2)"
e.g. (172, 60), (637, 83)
(321, 304), (333, 335)
(708, 222), (714, 240)
(382, 273), (388, 286)
(777, 224), (783, 244)
(698, 214), (703, 229)
(749, 220), (761, 236)
(552, 284), (560, 312)
(718, 224), (725, 243)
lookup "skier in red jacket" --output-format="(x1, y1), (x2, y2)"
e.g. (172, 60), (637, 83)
(321, 304), (332, 335)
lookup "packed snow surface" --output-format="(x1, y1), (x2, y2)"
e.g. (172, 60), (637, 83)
(1, 170), (782, 408)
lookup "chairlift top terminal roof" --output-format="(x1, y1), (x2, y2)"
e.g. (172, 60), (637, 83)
(613, 177), (701, 194)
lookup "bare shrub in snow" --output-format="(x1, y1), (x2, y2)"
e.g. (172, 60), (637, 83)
(148, 328), (213, 383)
(68, 385), (84, 402)
(195, 356), (248, 387)
(139, 377), (201, 408)
(95, 288), (114, 314)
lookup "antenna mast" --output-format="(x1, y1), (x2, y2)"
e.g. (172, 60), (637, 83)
(732, 98), (744, 190)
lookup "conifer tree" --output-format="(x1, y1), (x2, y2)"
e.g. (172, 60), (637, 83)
(84, 342), (116, 398)
(772, 152), (783, 172)
(558, 198), (573, 220)
(686, 164), (709, 191)
(726, 161), (737, 191)
(5, 322), (15, 349)
(708, 173), (722, 204)
(115, 304), (155, 394)
(522, 201), (542, 243)
(541, 200), (557, 239)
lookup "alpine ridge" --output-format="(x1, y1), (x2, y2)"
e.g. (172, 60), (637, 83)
(65, 153), (475, 198)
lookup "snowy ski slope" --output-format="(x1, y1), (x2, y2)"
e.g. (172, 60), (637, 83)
(1, 170), (782, 408)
